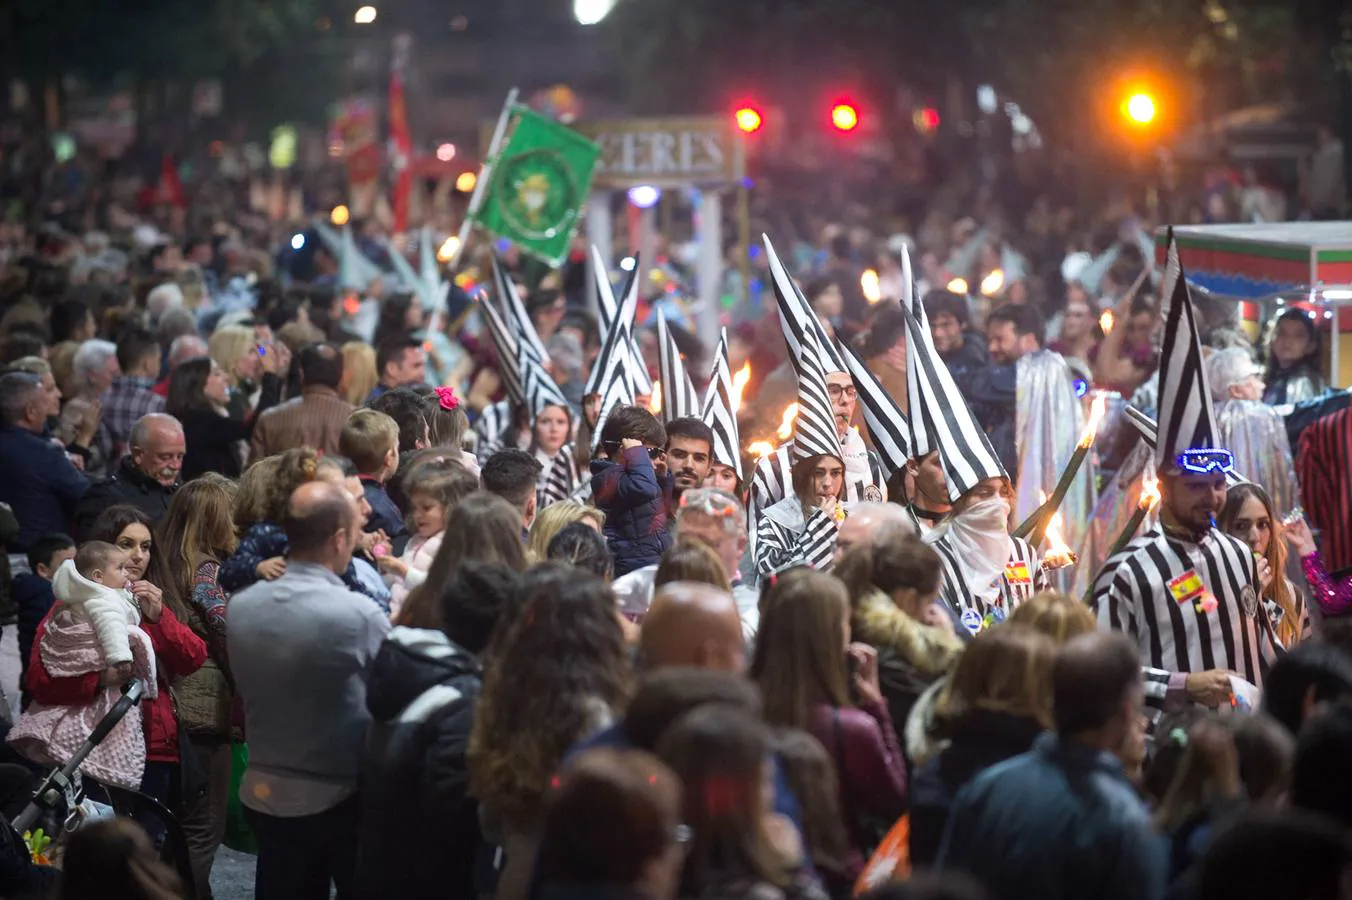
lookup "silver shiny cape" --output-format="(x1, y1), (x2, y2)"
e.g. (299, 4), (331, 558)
(1015, 349), (1096, 556)
(1214, 398), (1300, 516)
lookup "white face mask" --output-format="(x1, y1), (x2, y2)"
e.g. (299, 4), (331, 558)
(930, 497), (1013, 607)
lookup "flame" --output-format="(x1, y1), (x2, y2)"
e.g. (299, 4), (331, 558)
(436, 235), (461, 263)
(649, 381), (663, 414)
(980, 268), (1005, 296)
(861, 269), (882, 304)
(776, 403), (799, 441)
(730, 363), (752, 413)
(947, 277), (969, 295)
(1077, 392), (1108, 449)
(1139, 468), (1161, 510)
(1042, 509), (1077, 569)
(342, 292), (361, 316)
(747, 440), (776, 459)
(1099, 310), (1115, 334)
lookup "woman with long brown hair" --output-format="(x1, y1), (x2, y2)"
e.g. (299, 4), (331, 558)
(907, 625), (1056, 868)
(657, 705), (828, 900)
(468, 563), (631, 900)
(751, 569), (906, 880)
(395, 490), (528, 629)
(147, 474), (239, 898)
(1218, 483), (1310, 647)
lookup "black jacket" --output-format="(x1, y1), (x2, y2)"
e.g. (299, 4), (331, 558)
(179, 374), (283, 481)
(355, 626), (483, 900)
(72, 458), (177, 541)
(12, 573), (54, 687)
(907, 710), (1045, 868)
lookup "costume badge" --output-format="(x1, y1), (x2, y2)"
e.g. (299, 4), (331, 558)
(1004, 562), (1032, 585)
(863, 484), (884, 502)
(1240, 585), (1259, 618)
(1168, 570), (1205, 605)
(960, 609), (984, 636)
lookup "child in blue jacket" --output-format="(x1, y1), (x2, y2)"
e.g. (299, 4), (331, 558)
(589, 405), (673, 577)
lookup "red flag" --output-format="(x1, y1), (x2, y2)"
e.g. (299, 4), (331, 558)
(157, 154), (186, 208)
(388, 59), (412, 233)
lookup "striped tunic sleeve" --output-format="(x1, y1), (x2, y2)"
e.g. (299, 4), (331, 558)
(750, 447), (792, 533)
(536, 445), (579, 511)
(754, 508), (839, 577)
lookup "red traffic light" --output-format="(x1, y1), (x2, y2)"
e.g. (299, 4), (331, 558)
(734, 106), (764, 134)
(831, 102), (860, 132)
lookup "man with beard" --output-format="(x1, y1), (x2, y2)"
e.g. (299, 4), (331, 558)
(74, 412), (183, 540)
(1092, 237), (1278, 726)
(662, 417), (714, 504)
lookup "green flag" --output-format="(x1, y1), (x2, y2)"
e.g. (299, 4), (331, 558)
(470, 106), (600, 267)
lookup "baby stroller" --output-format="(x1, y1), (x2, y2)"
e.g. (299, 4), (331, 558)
(5, 680), (196, 896)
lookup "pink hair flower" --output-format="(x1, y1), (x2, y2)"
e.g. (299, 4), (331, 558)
(435, 386), (460, 411)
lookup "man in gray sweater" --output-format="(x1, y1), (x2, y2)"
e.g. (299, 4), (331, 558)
(229, 480), (391, 900)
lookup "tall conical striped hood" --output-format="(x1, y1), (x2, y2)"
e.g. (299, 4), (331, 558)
(590, 270), (640, 450)
(490, 251), (550, 367)
(657, 311), (700, 423)
(903, 306), (1007, 501)
(1155, 230), (1222, 474)
(842, 342), (910, 475)
(477, 293), (527, 409)
(792, 325), (845, 466)
(702, 329), (743, 480)
(588, 246), (652, 396)
(763, 235), (846, 376)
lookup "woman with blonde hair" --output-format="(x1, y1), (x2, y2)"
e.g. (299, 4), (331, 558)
(751, 569), (907, 882)
(207, 324), (262, 397)
(340, 341), (378, 406)
(654, 539), (731, 592)
(147, 473), (239, 896)
(525, 499), (604, 562)
(908, 625), (1056, 868)
(1007, 590), (1098, 646)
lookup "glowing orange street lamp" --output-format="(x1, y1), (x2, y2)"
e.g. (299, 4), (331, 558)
(1122, 92), (1157, 125)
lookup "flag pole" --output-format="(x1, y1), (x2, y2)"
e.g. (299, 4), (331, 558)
(448, 86), (519, 273)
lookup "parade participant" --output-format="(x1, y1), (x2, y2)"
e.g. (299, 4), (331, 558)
(472, 257), (537, 458)
(1206, 347), (1299, 515)
(701, 329), (746, 496)
(750, 239), (886, 534)
(655, 310), (702, 427)
(1263, 308), (1326, 406)
(520, 343), (581, 510)
(1092, 238), (1279, 722)
(1218, 483), (1311, 647)
(904, 305), (1044, 633)
(755, 326), (848, 576)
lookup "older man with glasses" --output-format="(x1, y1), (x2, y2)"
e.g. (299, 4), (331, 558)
(612, 487), (759, 639)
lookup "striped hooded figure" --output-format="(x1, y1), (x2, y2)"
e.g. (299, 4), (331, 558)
(1091, 231), (1280, 726)
(754, 325), (848, 577)
(905, 304), (1045, 634)
(702, 328), (745, 494)
(749, 236), (887, 538)
(656, 310), (701, 424)
(472, 287), (530, 463)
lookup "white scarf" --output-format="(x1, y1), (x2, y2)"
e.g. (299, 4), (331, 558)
(927, 498), (1013, 607)
(839, 425), (873, 487)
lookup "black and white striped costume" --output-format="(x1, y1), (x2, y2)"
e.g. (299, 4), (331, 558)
(931, 533), (1045, 633)
(754, 496), (842, 577)
(1092, 525), (1280, 721)
(749, 436), (885, 531)
(536, 444), (580, 511)
(474, 400), (515, 463)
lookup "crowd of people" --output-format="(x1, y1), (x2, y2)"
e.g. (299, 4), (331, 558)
(0, 132), (1351, 900)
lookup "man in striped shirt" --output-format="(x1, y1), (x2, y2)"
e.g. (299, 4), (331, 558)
(1093, 459), (1279, 722)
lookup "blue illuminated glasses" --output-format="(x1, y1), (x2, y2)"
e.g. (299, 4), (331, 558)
(1175, 448), (1235, 475)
